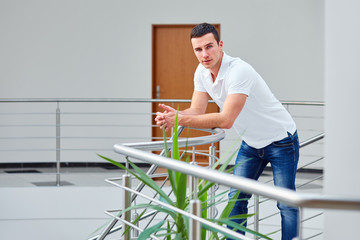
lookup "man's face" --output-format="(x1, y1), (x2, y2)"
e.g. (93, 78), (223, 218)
(191, 33), (223, 72)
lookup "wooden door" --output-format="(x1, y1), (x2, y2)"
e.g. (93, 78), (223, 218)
(152, 24), (220, 165)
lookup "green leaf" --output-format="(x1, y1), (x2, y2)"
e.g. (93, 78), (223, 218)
(120, 203), (178, 221)
(217, 146), (239, 172)
(201, 190), (229, 211)
(212, 218), (273, 240)
(211, 137), (241, 171)
(174, 233), (184, 240)
(98, 155), (174, 206)
(220, 191), (240, 220)
(137, 220), (165, 240)
(167, 220), (172, 240)
(197, 181), (216, 198)
(98, 154), (140, 179)
(173, 110), (183, 193)
(175, 170), (187, 210)
(163, 120), (177, 195)
(162, 124), (170, 158)
(202, 223), (245, 240)
(172, 109), (180, 161)
(200, 185), (208, 240)
(128, 160), (174, 206)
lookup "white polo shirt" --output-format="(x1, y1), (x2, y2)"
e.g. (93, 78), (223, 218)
(194, 52), (297, 149)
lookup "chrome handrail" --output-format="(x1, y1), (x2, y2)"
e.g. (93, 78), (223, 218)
(0, 98), (325, 106)
(123, 127), (225, 151)
(299, 132), (325, 148)
(113, 132), (360, 211)
(0, 98), (194, 103)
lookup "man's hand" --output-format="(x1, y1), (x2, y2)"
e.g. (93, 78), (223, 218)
(155, 104), (178, 131)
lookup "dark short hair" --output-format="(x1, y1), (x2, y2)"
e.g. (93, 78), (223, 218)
(190, 23), (220, 43)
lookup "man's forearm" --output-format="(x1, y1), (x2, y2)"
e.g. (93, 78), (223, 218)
(179, 107), (204, 116)
(179, 112), (232, 129)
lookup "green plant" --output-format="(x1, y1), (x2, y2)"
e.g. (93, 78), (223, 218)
(97, 111), (272, 240)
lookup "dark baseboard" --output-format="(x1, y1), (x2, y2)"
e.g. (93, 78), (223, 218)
(0, 162), (152, 170)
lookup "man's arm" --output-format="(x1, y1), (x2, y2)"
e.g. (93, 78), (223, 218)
(156, 92), (247, 130)
(155, 90), (209, 129)
(180, 90), (210, 115)
(179, 93), (247, 129)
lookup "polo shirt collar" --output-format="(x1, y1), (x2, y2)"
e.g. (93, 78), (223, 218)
(216, 52), (230, 83)
(199, 51), (229, 84)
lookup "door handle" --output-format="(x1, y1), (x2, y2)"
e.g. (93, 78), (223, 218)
(156, 85), (160, 99)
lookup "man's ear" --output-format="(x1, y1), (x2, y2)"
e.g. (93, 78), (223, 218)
(219, 40), (223, 48)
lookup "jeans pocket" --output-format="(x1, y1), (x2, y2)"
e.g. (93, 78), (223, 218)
(272, 135), (294, 147)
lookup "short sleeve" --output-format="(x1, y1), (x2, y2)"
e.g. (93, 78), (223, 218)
(226, 64), (255, 96)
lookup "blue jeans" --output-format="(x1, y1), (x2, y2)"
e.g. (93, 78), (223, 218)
(228, 131), (299, 240)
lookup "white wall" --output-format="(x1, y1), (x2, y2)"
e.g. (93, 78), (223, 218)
(0, 0), (324, 101)
(0, 0), (325, 164)
(324, 0), (360, 239)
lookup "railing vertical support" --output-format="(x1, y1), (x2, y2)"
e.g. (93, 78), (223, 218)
(189, 144), (201, 240)
(56, 102), (61, 186)
(208, 145), (216, 219)
(190, 146), (198, 200)
(189, 162), (198, 200)
(189, 199), (201, 240)
(121, 173), (131, 240)
(254, 195), (259, 239)
(132, 212), (139, 238)
(189, 158), (201, 240)
(298, 207), (303, 240)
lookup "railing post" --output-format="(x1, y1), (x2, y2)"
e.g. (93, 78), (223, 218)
(56, 102), (61, 186)
(189, 162), (198, 200)
(189, 199), (201, 240)
(189, 161), (201, 240)
(132, 212), (139, 238)
(298, 207), (303, 240)
(121, 161), (131, 240)
(254, 195), (259, 239)
(208, 145), (216, 219)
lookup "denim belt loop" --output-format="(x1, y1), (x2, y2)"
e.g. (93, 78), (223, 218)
(287, 131), (295, 140)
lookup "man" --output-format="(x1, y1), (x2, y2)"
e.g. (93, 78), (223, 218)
(155, 23), (299, 240)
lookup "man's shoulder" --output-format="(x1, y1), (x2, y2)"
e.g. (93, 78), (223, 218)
(224, 53), (247, 68)
(223, 54), (254, 79)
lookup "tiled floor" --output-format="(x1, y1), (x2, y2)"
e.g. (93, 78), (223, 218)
(0, 165), (324, 240)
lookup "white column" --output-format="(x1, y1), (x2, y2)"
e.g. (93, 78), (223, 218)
(324, 0), (360, 239)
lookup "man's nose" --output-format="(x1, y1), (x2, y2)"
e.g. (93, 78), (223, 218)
(202, 49), (209, 58)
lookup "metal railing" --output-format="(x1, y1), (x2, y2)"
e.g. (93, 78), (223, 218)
(0, 98), (324, 183)
(0, 98), (326, 239)
(90, 132), (326, 239)
(0, 98), (197, 185)
(107, 128), (359, 240)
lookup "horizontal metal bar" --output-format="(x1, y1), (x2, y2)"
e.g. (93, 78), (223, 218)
(113, 141), (360, 211)
(296, 176), (323, 189)
(300, 133), (325, 148)
(103, 210), (161, 240)
(122, 128), (225, 151)
(297, 157), (324, 170)
(106, 178), (253, 240)
(281, 101), (325, 106)
(0, 98), (324, 106)
(0, 98), (194, 103)
(0, 124), (150, 128)
(88, 209), (161, 240)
